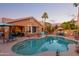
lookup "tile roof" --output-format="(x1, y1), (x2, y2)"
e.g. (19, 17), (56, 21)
(0, 17), (43, 27)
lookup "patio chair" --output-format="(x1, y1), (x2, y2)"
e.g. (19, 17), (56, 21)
(7, 32), (16, 42)
(0, 32), (3, 37)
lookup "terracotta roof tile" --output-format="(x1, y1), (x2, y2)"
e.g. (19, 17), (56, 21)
(0, 17), (43, 27)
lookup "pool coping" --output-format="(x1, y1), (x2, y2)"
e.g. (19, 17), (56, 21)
(11, 35), (78, 56)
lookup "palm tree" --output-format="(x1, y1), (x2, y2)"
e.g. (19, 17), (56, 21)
(41, 12), (48, 32)
(73, 3), (79, 16)
(73, 3), (79, 7)
(72, 3), (79, 20)
(73, 3), (79, 54)
(42, 12), (48, 22)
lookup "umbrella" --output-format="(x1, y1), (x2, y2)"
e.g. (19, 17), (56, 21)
(57, 27), (64, 30)
(0, 23), (15, 43)
(0, 23), (15, 26)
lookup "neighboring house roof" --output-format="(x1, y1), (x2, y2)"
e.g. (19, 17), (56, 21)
(0, 18), (2, 22)
(1, 17), (16, 23)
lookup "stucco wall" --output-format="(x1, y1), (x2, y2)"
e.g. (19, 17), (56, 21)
(8, 18), (43, 35)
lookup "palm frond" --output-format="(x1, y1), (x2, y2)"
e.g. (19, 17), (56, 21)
(41, 12), (48, 19)
(73, 3), (79, 7)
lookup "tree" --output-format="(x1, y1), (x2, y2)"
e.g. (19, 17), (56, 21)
(41, 12), (48, 31)
(44, 22), (54, 33)
(61, 20), (78, 30)
(42, 12), (48, 21)
(73, 3), (79, 7)
(61, 22), (70, 30)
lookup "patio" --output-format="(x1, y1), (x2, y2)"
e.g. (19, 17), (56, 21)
(0, 35), (79, 56)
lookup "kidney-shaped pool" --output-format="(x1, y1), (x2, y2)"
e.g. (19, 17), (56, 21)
(12, 36), (78, 55)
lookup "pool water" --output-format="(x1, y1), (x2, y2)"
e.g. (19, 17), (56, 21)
(12, 36), (78, 55)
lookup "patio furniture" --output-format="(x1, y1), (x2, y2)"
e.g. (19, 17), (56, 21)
(56, 31), (64, 36)
(16, 32), (24, 37)
(8, 34), (15, 41)
(0, 32), (3, 37)
(6, 32), (16, 42)
(75, 43), (79, 54)
(74, 30), (79, 40)
(0, 23), (15, 43)
(56, 27), (65, 36)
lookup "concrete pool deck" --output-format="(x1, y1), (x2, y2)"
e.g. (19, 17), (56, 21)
(0, 36), (79, 56)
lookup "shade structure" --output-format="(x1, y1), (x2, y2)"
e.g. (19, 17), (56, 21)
(57, 27), (64, 30)
(0, 23), (15, 43)
(0, 23), (15, 27)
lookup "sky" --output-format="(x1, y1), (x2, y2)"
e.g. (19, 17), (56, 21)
(0, 3), (78, 23)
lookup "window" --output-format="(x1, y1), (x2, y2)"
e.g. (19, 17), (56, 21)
(28, 26), (37, 33)
(32, 26), (36, 33)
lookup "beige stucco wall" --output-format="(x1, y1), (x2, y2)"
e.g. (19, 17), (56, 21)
(8, 18), (43, 35)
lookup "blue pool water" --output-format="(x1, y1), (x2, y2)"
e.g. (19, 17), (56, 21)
(12, 36), (78, 55)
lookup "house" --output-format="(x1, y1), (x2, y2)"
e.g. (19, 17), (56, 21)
(1, 17), (43, 36)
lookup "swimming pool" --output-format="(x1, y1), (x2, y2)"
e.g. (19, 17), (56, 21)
(12, 35), (78, 55)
